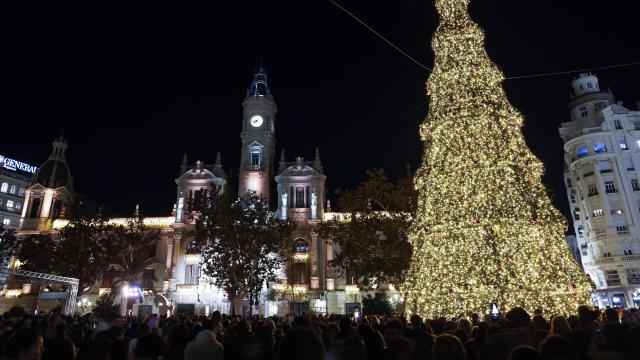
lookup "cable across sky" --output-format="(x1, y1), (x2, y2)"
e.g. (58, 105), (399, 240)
(328, 0), (640, 80)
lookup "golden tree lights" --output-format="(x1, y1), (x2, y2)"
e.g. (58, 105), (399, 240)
(403, 0), (592, 318)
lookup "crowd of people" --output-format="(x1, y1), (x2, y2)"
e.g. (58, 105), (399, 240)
(0, 305), (638, 360)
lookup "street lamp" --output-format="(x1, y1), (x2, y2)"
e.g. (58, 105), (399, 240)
(77, 298), (92, 314)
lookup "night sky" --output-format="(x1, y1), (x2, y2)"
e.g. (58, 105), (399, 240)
(4, 0), (640, 220)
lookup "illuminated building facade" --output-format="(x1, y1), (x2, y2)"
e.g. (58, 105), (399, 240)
(559, 73), (640, 307)
(0, 154), (36, 230)
(14, 68), (358, 316)
(19, 136), (73, 233)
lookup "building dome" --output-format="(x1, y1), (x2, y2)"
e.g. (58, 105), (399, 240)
(279, 164), (320, 177)
(35, 159), (72, 188)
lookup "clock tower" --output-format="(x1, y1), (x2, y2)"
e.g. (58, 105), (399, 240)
(238, 67), (276, 201)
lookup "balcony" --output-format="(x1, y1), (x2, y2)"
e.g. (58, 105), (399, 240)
(596, 257), (615, 264)
(622, 255), (640, 261)
(293, 252), (309, 263)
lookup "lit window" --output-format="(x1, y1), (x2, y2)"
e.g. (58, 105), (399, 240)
(250, 150), (261, 170)
(6, 200), (14, 209)
(576, 146), (588, 157)
(18, 188), (25, 197)
(593, 209), (604, 217)
(620, 139), (628, 149)
(2, 219), (10, 226)
(593, 142), (607, 153)
(9, 185), (16, 194)
(15, 203), (21, 210)
(0, 183), (7, 193)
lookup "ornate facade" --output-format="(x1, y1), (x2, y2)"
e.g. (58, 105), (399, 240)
(559, 73), (640, 308)
(16, 68), (359, 316)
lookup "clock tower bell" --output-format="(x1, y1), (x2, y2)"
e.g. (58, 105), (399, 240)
(238, 67), (276, 201)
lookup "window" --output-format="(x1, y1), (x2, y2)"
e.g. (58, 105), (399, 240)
(577, 226), (584, 236)
(185, 264), (200, 285)
(251, 151), (261, 170)
(0, 183), (7, 193)
(579, 84), (584, 91)
(6, 200), (14, 209)
(627, 269), (640, 285)
(570, 194), (576, 203)
(576, 146), (588, 157)
(295, 187), (305, 208)
(2, 219), (9, 226)
(587, 82), (592, 89)
(616, 226), (629, 235)
(593, 209), (604, 217)
(9, 185), (16, 195)
(615, 120), (623, 130)
(593, 142), (607, 153)
(566, 178), (572, 187)
(15, 203), (21, 211)
(623, 250), (634, 256)
(580, 106), (588, 117)
(611, 209), (623, 216)
(588, 185), (598, 196)
(605, 181), (617, 193)
(632, 179), (640, 191)
(606, 270), (621, 286)
(620, 138), (628, 149)
(18, 188), (24, 197)
(295, 239), (310, 253)
(573, 208), (580, 220)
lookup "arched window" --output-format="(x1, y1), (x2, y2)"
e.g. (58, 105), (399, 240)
(295, 239), (310, 253)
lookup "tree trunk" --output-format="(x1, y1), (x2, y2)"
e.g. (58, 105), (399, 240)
(231, 295), (242, 316)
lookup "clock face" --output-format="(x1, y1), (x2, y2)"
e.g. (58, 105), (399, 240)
(250, 115), (264, 127)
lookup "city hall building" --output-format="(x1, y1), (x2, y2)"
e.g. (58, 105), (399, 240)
(14, 68), (372, 316)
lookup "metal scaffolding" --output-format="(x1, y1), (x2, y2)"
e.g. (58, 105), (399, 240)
(0, 268), (79, 315)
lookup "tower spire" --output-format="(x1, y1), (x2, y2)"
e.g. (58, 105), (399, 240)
(314, 147), (323, 172)
(247, 67), (270, 97)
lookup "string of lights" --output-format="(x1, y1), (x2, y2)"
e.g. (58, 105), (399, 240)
(402, 0), (593, 318)
(328, 0), (639, 81)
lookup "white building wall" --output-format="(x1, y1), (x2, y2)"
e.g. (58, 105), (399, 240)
(560, 74), (640, 307)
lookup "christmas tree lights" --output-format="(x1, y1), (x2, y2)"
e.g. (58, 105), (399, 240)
(403, 0), (592, 318)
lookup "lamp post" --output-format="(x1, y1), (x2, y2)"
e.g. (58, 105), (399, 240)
(77, 298), (92, 314)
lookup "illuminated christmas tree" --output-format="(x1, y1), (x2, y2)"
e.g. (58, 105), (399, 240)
(403, 0), (592, 318)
